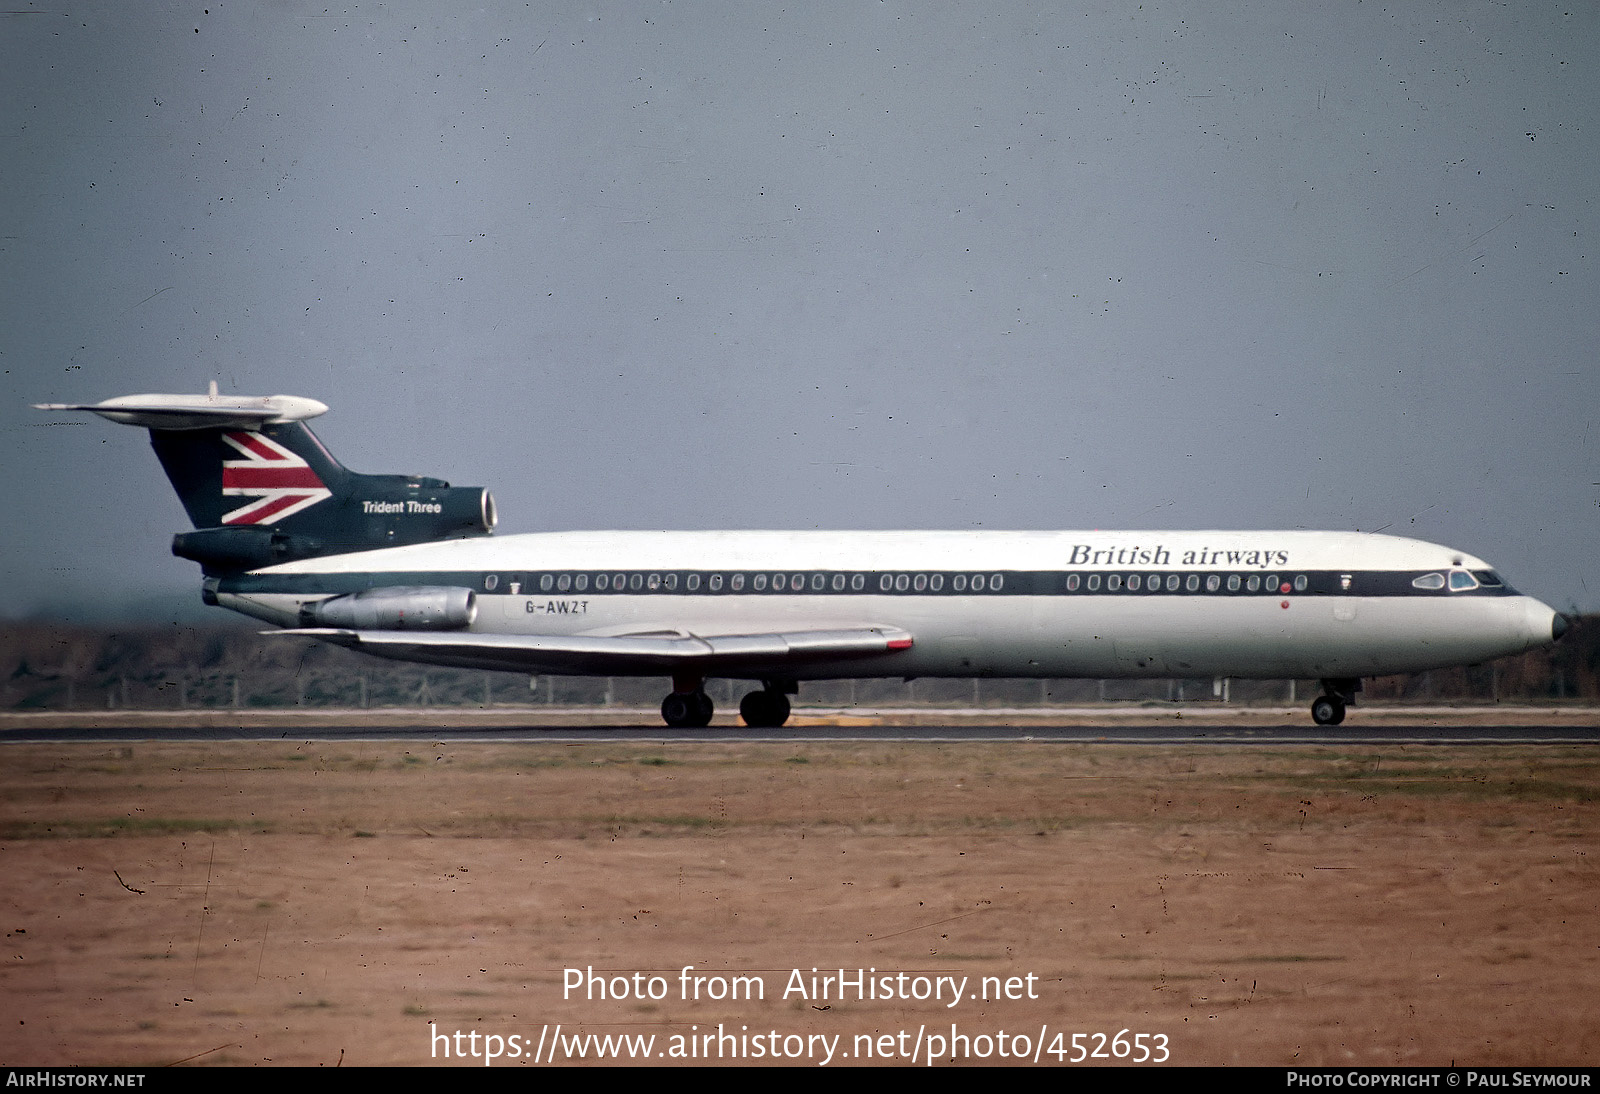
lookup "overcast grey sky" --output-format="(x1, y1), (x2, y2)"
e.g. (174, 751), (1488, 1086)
(5, 1), (1597, 619)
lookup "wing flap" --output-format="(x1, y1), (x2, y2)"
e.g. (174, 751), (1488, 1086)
(271, 625), (913, 676)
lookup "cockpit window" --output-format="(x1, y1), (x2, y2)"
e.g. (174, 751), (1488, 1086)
(1412, 572), (1446, 590)
(1473, 570), (1505, 588)
(1449, 570), (1480, 591)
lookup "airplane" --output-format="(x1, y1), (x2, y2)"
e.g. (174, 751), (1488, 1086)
(37, 388), (1567, 728)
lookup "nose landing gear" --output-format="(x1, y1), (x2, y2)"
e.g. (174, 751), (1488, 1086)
(1311, 678), (1361, 726)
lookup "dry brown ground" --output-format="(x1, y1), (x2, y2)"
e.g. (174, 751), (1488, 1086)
(1, 739), (1597, 1067)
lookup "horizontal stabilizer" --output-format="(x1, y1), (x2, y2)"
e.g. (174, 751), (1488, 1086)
(270, 625), (914, 676)
(35, 392), (328, 431)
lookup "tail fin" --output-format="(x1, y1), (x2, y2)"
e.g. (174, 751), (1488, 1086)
(37, 390), (496, 571)
(150, 422), (346, 529)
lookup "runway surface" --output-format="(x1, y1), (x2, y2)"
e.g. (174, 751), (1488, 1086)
(3, 716), (1597, 745)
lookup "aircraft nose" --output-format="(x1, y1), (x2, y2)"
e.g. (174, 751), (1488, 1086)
(1516, 598), (1565, 649)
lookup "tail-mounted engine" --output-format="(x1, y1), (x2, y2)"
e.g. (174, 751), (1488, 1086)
(171, 483), (496, 571)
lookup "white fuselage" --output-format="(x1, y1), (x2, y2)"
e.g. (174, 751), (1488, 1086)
(213, 529), (1560, 682)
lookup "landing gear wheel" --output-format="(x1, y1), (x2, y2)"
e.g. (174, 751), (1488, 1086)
(1310, 695), (1346, 726)
(661, 690), (714, 728)
(739, 689), (792, 728)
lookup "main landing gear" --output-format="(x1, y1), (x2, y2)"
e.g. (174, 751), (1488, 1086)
(1310, 678), (1361, 726)
(738, 682), (794, 728)
(660, 673), (714, 729)
(657, 678), (797, 728)
(660, 689), (714, 728)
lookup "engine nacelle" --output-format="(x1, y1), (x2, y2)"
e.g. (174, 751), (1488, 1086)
(174, 526), (324, 571)
(359, 483), (496, 540)
(301, 586), (477, 631)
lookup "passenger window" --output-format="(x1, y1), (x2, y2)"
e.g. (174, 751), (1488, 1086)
(1166, 574), (1180, 592)
(894, 574), (909, 592)
(613, 573), (626, 591)
(1128, 574), (1141, 591)
(1293, 575), (1307, 592)
(485, 574), (499, 591)
(1086, 573), (1101, 591)
(991, 574), (1004, 591)
(686, 574), (700, 591)
(832, 573), (846, 591)
(709, 574), (723, 591)
(731, 573), (745, 591)
(1107, 574), (1123, 591)
(557, 573), (571, 592)
(1185, 574), (1200, 592)
(595, 574), (610, 591)
(851, 573), (866, 591)
(1412, 573), (1446, 590)
(1246, 575), (1261, 592)
(1065, 573), (1080, 591)
(665, 573), (678, 590)
(1226, 574), (1241, 592)
(913, 573), (927, 592)
(575, 573), (588, 591)
(647, 573), (661, 591)
(629, 573), (643, 591)
(540, 573), (554, 592)
(972, 574), (986, 592)
(754, 574), (768, 591)
(792, 574), (805, 591)
(930, 574), (944, 591)
(953, 575), (968, 592)
(1206, 574), (1220, 592)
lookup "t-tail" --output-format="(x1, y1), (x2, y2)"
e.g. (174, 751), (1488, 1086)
(35, 387), (496, 572)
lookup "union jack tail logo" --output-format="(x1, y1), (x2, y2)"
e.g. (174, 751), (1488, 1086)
(220, 431), (333, 525)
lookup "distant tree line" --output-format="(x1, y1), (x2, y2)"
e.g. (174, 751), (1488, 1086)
(2, 617), (1596, 711)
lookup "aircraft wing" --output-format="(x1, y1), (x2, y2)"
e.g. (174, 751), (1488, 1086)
(272, 625), (914, 676)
